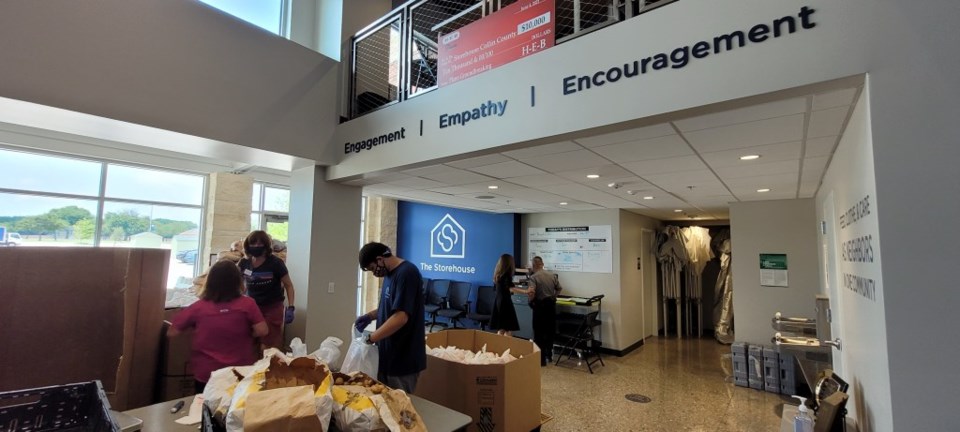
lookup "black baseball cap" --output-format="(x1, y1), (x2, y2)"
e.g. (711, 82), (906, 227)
(359, 242), (392, 269)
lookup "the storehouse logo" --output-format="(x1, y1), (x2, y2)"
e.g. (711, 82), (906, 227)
(431, 214), (465, 258)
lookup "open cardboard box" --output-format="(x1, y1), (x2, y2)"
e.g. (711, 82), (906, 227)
(416, 330), (541, 432)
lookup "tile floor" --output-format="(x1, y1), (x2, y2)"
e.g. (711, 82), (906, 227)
(539, 336), (788, 431)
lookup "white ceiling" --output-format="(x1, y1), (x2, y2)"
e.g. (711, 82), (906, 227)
(347, 86), (861, 221)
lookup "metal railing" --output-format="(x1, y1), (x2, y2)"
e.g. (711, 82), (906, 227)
(349, 0), (677, 119)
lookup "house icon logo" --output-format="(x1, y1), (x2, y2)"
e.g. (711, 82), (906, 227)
(431, 213), (465, 258)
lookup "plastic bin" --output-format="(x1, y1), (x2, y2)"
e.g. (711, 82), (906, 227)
(748, 345), (764, 390)
(731, 342), (749, 388)
(0, 381), (119, 431)
(763, 346), (780, 393)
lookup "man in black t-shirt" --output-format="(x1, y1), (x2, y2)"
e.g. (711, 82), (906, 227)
(354, 242), (426, 394)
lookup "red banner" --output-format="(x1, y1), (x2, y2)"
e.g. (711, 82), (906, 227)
(437, 0), (555, 87)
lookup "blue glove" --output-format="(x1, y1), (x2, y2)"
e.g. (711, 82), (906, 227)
(355, 314), (373, 333)
(284, 306), (295, 324)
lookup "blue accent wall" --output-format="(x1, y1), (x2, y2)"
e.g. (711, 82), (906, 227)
(397, 201), (516, 289)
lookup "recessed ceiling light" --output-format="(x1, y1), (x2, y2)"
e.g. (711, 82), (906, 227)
(643, 196), (654, 200)
(740, 154), (761, 160)
(757, 188), (771, 193)
(586, 174), (600, 179)
(560, 202), (568, 205)
(488, 185), (499, 189)
(674, 209), (683, 213)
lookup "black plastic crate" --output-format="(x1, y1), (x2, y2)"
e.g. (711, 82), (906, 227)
(0, 381), (119, 432)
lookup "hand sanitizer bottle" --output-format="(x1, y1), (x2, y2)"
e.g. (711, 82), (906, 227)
(792, 396), (814, 432)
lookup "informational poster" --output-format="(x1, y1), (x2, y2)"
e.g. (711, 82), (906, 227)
(759, 253), (789, 287)
(437, 0), (555, 87)
(528, 226), (612, 273)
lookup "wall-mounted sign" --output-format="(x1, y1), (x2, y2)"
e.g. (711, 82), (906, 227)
(759, 253), (789, 287)
(438, 0), (555, 87)
(528, 226), (612, 273)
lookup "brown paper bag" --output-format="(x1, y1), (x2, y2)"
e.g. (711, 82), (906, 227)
(244, 386), (322, 432)
(374, 389), (427, 432)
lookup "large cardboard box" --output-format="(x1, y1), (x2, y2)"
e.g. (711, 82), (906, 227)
(0, 247), (168, 410)
(416, 330), (541, 432)
(158, 375), (196, 402)
(161, 319), (194, 376)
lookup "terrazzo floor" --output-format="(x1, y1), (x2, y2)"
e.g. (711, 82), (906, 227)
(539, 336), (788, 431)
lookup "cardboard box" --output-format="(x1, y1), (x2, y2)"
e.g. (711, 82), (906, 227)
(415, 330), (541, 432)
(161, 319), (194, 376)
(0, 247), (168, 410)
(158, 375), (196, 402)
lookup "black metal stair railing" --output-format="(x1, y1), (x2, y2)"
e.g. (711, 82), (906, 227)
(349, 0), (677, 119)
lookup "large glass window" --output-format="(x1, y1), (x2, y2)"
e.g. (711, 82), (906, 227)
(198, 0), (285, 35)
(0, 147), (206, 307)
(251, 182), (289, 241)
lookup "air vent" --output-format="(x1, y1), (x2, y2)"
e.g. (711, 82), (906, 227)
(475, 195), (495, 200)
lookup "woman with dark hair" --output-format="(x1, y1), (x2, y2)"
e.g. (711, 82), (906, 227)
(489, 254), (524, 336)
(238, 230), (296, 350)
(168, 260), (267, 393)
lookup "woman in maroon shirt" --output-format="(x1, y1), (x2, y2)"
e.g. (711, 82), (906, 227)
(169, 260), (267, 393)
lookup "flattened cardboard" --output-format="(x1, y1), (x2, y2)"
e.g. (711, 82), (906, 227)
(0, 248), (167, 410)
(416, 330), (541, 432)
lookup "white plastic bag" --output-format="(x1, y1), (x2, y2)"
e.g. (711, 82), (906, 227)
(340, 327), (379, 378)
(311, 336), (344, 370)
(290, 337), (308, 357)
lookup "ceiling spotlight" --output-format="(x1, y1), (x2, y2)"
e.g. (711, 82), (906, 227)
(607, 182), (622, 189)
(488, 185), (499, 189)
(643, 196), (654, 200)
(586, 174), (600, 179)
(757, 188), (771, 193)
(740, 154), (761, 160)
(560, 202), (568, 205)
(626, 190), (636, 195)
(674, 209), (683, 213)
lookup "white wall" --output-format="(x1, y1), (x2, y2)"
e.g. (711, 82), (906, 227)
(329, 0), (867, 179)
(729, 199), (820, 346)
(816, 87), (892, 430)
(0, 0), (339, 163)
(522, 209), (659, 351)
(619, 211), (662, 343)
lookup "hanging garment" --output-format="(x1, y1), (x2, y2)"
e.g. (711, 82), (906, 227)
(714, 239), (734, 344)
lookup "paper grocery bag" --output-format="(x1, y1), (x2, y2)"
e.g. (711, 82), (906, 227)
(244, 385), (323, 432)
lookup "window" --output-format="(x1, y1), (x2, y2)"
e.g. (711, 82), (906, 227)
(357, 196), (367, 315)
(251, 182), (289, 241)
(198, 0), (285, 35)
(0, 147), (206, 307)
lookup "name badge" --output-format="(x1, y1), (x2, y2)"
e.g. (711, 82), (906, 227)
(244, 269), (253, 276)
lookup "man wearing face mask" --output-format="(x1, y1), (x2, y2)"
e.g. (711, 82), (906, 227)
(238, 230), (295, 351)
(354, 242), (425, 394)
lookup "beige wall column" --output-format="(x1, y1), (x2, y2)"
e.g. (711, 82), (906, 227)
(203, 173), (253, 271)
(287, 166), (363, 348)
(360, 196), (397, 313)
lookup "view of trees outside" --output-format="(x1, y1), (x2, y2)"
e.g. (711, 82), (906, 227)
(0, 205), (198, 243)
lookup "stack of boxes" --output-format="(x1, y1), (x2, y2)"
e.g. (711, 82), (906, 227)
(731, 342), (793, 395)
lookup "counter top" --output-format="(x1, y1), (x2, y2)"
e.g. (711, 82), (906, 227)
(123, 393), (471, 432)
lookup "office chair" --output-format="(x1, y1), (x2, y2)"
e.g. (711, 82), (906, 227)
(437, 281), (471, 329)
(467, 285), (496, 331)
(425, 279), (450, 331)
